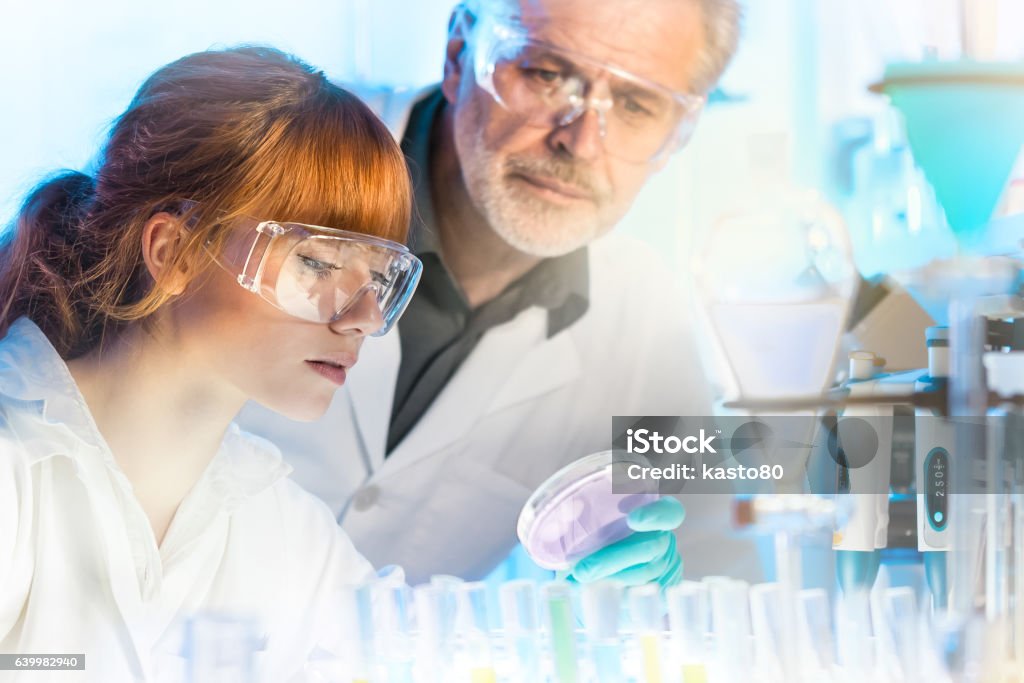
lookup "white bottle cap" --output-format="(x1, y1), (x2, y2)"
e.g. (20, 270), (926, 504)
(983, 351), (1024, 397)
(849, 351), (879, 381)
(926, 326), (949, 379)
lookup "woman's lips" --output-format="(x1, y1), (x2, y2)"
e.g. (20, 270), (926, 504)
(305, 360), (348, 386)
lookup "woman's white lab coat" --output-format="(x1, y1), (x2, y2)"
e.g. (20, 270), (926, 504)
(0, 318), (374, 682)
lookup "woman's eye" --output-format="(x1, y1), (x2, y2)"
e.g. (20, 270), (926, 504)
(297, 254), (339, 280)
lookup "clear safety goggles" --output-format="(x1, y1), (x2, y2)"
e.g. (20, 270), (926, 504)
(469, 15), (706, 163)
(213, 220), (422, 336)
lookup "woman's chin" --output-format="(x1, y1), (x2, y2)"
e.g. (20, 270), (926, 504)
(261, 394), (334, 423)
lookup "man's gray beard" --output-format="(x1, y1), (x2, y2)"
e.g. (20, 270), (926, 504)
(476, 183), (602, 257)
(462, 155), (608, 257)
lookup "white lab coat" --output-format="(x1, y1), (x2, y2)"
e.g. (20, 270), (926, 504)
(0, 318), (374, 682)
(236, 86), (752, 584)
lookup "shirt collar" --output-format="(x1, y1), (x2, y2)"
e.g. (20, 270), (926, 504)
(207, 424), (293, 513)
(0, 317), (99, 462)
(400, 87), (590, 337)
(0, 317), (290, 505)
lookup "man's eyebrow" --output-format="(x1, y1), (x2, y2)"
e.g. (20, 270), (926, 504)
(519, 47), (576, 72)
(610, 80), (664, 102)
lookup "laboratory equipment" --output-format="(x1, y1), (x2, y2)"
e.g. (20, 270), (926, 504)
(517, 450), (660, 571)
(796, 588), (837, 679)
(981, 350), (1024, 672)
(176, 568), (1003, 682)
(732, 495), (841, 682)
(372, 581), (416, 683)
(542, 582), (581, 683)
(914, 327), (953, 611)
(629, 585), (666, 683)
(580, 582), (627, 683)
(864, 15), (1024, 673)
(335, 582), (388, 683)
(830, 331), (954, 610)
(499, 580), (543, 682)
(666, 581), (710, 683)
(703, 576), (752, 683)
(412, 582), (459, 683)
(832, 350), (910, 596)
(694, 187), (859, 403)
(455, 581), (499, 683)
(748, 583), (786, 682)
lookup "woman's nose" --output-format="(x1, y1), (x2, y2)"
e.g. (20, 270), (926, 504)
(328, 287), (385, 336)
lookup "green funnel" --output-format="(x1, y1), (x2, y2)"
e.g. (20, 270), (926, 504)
(877, 62), (1024, 250)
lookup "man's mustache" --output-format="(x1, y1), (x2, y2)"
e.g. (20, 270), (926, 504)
(504, 156), (609, 202)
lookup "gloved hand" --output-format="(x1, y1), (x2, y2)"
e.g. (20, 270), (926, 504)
(565, 497), (685, 587)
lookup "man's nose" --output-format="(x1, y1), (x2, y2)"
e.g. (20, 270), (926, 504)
(547, 103), (606, 162)
(328, 287), (385, 337)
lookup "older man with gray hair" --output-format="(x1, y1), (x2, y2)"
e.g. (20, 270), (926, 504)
(239, 0), (743, 585)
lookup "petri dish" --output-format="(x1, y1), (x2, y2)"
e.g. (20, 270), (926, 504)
(517, 450), (660, 571)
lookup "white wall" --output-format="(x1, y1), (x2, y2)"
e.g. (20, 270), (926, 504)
(0, 0), (458, 226)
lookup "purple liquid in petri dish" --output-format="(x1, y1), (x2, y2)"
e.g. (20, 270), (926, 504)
(517, 451), (660, 570)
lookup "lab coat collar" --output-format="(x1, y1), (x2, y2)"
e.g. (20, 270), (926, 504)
(0, 317), (103, 467)
(347, 306), (582, 474)
(213, 425), (293, 512)
(0, 318), (82, 408)
(344, 326), (401, 472)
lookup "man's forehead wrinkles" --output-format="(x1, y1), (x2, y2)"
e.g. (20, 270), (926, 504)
(502, 1), (696, 92)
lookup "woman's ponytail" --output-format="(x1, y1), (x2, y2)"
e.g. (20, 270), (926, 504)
(0, 171), (95, 356)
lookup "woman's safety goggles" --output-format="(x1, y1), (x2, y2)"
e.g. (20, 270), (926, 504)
(214, 220), (422, 336)
(469, 15), (706, 164)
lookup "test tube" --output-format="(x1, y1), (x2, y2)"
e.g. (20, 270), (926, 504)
(499, 580), (542, 682)
(708, 579), (751, 683)
(580, 582), (626, 683)
(335, 585), (376, 683)
(628, 584), (665, 683)
(542, 582), (581, 683)
(882, 587), (920, 683)
(455, 582), (497, 683)
(413, 583), (458, 683)
(666, 581), (710, 683)
(371, 582), (415, 683)
(748, 583), (784, 683)
(1016, 491), (1024, 663)
(835, 587), (875, 678)
(797, 588), (836, 679)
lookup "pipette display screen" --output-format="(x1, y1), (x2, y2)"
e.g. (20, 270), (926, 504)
(924, 447), (949, 531)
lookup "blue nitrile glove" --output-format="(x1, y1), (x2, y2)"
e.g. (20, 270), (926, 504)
(565, 497), (685, 588)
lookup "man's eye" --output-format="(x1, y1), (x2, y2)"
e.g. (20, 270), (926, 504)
(522, 67), (564, 85)
(298, 254), (340, 280)
(620, 96), (654, 117)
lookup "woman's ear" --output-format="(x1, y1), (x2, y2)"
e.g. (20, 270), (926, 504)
(141, 212), (190, 296)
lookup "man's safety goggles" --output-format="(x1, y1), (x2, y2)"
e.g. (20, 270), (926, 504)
(469, 15), (706, 164)
(214, 220), (422, 336)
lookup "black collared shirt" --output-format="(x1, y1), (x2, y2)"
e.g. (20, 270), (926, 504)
(387, 88), (590, 454)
